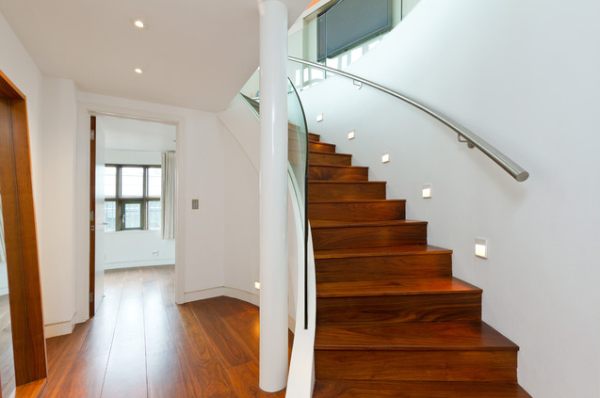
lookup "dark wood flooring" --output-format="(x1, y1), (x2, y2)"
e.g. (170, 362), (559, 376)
(42, 266), (289, 398)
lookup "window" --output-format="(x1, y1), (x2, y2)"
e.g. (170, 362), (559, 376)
(104, 165), (162, 231)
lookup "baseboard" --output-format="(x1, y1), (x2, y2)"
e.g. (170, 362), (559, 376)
(104, 259), (175, 270)
(183, 286), (259, 307)
(45, 314), (76, 338)
(183, 287), (296, 332)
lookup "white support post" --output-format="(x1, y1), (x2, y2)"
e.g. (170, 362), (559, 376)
(258, 0), (289, 393)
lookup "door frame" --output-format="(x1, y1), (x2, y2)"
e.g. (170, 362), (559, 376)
(0, 70), (47, 386)
(84, 107), (184, 319)
(89, 115), (97, 317)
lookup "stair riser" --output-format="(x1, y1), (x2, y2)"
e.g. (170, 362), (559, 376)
(309, 201), (405, 221)
(316, 253), (452, 282)
(308, 166), (368, 181)
(309, 183), (386, 201)
(310, 142), (336, 153)
(309, 133), (320, 142)
(310, 152), (352, 166)
(315, 350), (517, 382)
(317, 293), (481, 325)
(312, 223), (426, 250)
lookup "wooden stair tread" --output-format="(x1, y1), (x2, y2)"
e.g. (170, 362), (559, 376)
(317, 277), (481, 298)
(314, 380), (531, 398)
(315, 245), (451, 260)
(311, 219), (426, 229)
(308, 164), (368, 170)
(315, 322), (518, 351)
(308, 180), (385, 185)
(310, 151), (351, 157)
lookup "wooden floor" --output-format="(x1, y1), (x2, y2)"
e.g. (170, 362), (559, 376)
(42, 266), (288, 398)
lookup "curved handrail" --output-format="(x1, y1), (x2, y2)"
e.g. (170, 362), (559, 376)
(289, 56), (529, 182)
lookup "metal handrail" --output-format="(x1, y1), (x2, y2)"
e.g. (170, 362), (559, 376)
(288, 56), (529, 182)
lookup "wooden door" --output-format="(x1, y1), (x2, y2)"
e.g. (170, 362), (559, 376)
(0, 71), (47, 388)
(89, 116), (105, 317)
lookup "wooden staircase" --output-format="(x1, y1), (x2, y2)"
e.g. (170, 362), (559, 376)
(307, 132), (531, 397)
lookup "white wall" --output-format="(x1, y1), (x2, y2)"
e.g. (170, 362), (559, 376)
(0, 12), (83, 336)
(218, 95), (261, 304)
(298, 1), (600, 397)
(105, 149), (162, 166)
(104, 231), (175, 270)
(39, 77), (78, 332)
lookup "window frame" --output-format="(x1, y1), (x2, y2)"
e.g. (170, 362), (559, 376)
(105, 164), (162, 232)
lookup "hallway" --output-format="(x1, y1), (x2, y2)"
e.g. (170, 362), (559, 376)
(42, 266), (286, 397)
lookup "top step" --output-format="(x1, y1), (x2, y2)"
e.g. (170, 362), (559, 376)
(309, 132), (320, 142)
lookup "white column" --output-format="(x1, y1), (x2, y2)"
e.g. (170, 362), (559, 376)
(258, 0), (289, 393)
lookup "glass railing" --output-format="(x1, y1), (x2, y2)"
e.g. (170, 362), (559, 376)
(241, 74), (310, 329)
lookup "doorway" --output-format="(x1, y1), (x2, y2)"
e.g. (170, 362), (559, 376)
(89, 114), (178, 317)
(0, 71), (47, 395)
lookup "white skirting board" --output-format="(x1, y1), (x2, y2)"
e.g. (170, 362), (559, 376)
(45, 313), (77, 338)
(183, 286), (260, 307)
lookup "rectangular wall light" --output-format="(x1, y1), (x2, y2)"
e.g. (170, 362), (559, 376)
(475, 238), (488, 259)
(254, 281), (261, 290)
(422, 184), (432, 199)
(347, 130), (356, 140)
(316, 113), (324, 122)
(381, 153), (390, 163)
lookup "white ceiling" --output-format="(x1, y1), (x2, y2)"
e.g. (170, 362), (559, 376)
(0, 0), (308, 111)
(100, 115), (176, 152)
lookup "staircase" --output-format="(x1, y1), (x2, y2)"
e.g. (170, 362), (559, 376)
(306, 132), (531, 397)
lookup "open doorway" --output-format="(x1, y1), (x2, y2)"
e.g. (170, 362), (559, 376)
(89, 114), (177, 317)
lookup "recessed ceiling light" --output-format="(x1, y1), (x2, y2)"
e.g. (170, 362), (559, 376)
(133, 19), (145, 29)
(134, 68), (143, 74)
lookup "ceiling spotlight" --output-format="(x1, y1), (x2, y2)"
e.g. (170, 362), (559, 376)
(134, 68), (143, 74)
(133, 19), (145, 29)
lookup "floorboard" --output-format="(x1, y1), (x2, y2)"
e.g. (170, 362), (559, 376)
(41, 266), (289, 398)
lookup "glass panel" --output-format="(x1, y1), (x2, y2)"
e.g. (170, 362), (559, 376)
(147, 168), (162, 198)
(240, 71), (309, 329)
(123, 202), (142, 229)
(148, 201), (161, 231)
(286, 80), (309, 209)
(104, 166), (116, 198)
(0, 196), (15, 398)
(104, 201), (116, 232)
(121, 167), (144, 197)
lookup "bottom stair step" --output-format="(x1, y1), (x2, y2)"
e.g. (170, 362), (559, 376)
(314, 380), (531, 398)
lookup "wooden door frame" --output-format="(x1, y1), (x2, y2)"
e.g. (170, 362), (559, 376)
(89, 116), (97, 317)
(0, 70), (47, 386)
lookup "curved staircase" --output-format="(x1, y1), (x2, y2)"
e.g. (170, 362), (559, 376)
(307, 132), (531, 397)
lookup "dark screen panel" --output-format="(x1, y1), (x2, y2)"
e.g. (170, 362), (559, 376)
(318, 0), (392, 61)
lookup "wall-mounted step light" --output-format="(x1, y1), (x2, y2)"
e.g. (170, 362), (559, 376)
(316, 113), (324, 122)
(475, 238), (488, 259)
(381, 153), (390, 163)
(254, 281), (261, 290)
(422, 184), (432, 199)
(347, 130), (356, 140)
